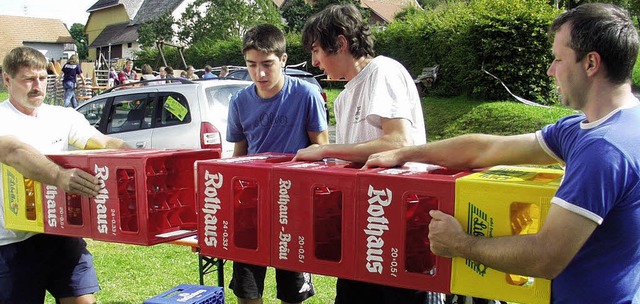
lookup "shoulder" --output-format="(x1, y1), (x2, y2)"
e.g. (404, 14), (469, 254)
(370, 56), (403, 70)
(232, 84), (256, 102)
(286, 76), (319, 95)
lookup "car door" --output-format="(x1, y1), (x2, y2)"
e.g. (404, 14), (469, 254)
(105, 93), (156, 149)
(149, 92), (198, 149)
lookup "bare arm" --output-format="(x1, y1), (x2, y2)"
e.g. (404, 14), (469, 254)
(84, 133), (132, 150)
(364, 133), (557, 170)
(294, 117), (412, 163)
(233, 140), (248, 157)
(0, 136), (99, 197)
(429, 205), (596, 279)
(308, 130), (329, 145)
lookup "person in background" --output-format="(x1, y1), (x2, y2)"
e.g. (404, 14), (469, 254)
(108, 64), (119, 87)
(0, 46), (131, 304)
(158, 66), (167, 80)
(140, 64), (158, 83)
(164, 66), (175, 83)
(226, 23), (328, 304)
(186, 65), (199, 80)
(61, 54), (86, 108)
(294, 4), (443, 304)
(202, 65), (218, 79)
(363, 3), (640, 303)
(179, 70), (188, 79)
(118, 60), (138, 84)
(46, 61), (58, 77)
(219, 65), (229, 78)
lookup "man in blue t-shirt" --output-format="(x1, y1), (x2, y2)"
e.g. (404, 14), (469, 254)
(226, 24), (328, 304)
(202, 65), (218, 79)
(363, 3), (640, 303)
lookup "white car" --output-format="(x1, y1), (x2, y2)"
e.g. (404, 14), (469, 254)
(76, 78), (252, 157)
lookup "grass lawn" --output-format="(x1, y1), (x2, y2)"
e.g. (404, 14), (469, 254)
(43, 240), (337, 303)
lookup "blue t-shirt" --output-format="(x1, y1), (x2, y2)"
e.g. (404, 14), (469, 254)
(539, 104), (640, 303)
(203, 72), (218, 79)
(226, 76), (327, 154)
(62, 63), (82, 83)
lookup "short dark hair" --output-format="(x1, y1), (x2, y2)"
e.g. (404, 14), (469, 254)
(2, 46), (47, 78)
(550, 3), (639, 84)
(242, 24), (286, 57)
(302, 4), (375, 58)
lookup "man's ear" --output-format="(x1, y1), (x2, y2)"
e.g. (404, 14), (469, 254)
(281, 53), (288, 66)
(585, 52), (601, 75)
(337, 35), (348, 52)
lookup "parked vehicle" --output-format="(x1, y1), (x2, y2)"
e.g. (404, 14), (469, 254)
(76, 78), (252, 157)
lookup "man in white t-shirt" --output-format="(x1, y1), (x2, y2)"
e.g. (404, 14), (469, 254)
(294, 4), (443, 304)
(0, 46), (130, 304)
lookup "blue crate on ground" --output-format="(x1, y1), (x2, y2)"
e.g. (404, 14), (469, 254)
(144, 284), (224, 304)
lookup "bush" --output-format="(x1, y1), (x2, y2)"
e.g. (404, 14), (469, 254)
(185, 37), (244, 68)
(376, 0), (560, 104)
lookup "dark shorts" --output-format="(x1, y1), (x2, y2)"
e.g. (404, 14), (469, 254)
(335, 278), (444, 304)
(229, 262), (315, 303)
(0, 234), (100, 303)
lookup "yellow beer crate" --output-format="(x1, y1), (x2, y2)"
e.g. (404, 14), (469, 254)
(452, 165), (564, 304)
(2, 164), (45, 233)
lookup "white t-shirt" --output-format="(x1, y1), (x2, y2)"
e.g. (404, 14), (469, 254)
(334, 56), (427, 145)
(0, 100), (100, 245)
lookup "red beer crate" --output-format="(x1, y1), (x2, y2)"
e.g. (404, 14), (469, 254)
(196, 153), (293, 266)
(270, 159), (360, 279)
(90, 149), (219, 245)
(354, 164), (472, 293)
(43, 150), (101, 238)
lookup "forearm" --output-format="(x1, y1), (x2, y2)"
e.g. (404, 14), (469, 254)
(397, 134), (548, 169)
(456, 234), (560, 279)
(1, 138), (62, 187)
(387, 134), (489, 169)
(84, 135), (131, 150)
(324, 134), (408, 163)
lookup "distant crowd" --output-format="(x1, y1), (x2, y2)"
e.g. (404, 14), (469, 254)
(107, 61), (230, 86)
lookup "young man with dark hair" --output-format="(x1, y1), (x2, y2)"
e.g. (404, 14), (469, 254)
(295, 4), (442, 304)
(226, 23), (328, 304)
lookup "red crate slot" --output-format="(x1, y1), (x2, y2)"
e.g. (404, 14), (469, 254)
(233, 178), (259, 250)
(404, 194), (437, 275)
(313, 186), (343, 262)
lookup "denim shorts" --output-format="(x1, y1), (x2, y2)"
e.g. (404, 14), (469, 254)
(0, 234), (100, 303)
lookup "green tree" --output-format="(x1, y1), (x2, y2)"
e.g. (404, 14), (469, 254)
(282, 0), (314, 32)
(69, 23), (88, 59)
(178, 0), (282, 45)
(138, 12), (175, 48)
